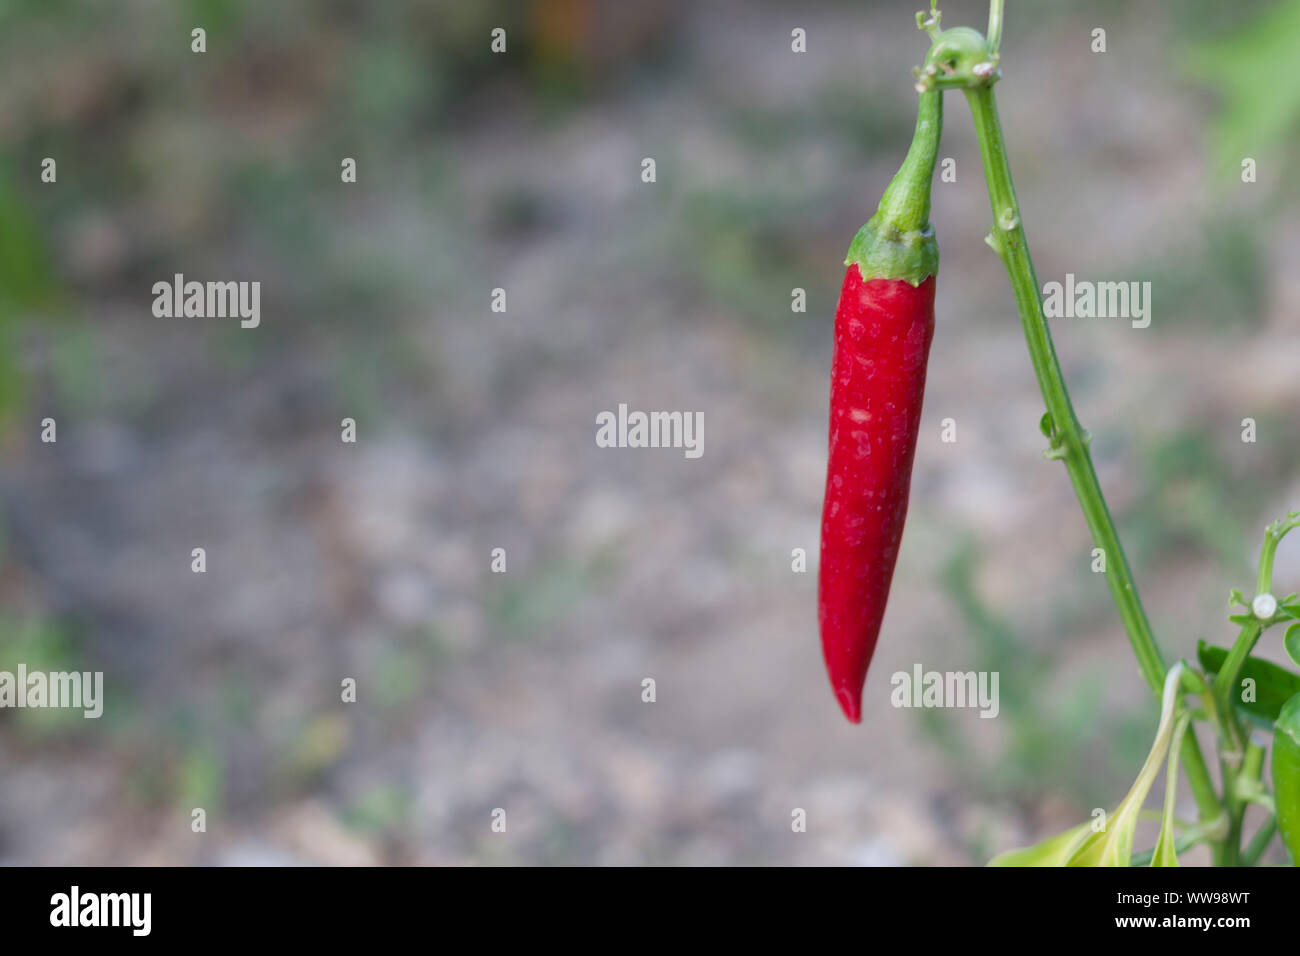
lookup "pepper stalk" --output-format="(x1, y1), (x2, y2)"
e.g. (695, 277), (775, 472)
(845, 89), (942, 287)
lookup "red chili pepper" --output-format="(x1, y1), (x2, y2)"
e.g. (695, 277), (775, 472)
(819, 90), (942, 723)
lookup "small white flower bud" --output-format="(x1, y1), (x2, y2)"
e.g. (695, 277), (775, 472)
(1252, 592), (1277, 620)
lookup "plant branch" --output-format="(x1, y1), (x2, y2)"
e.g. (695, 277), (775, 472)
(1241, 814), (1277, 866)
(959, 79), (1222, 832)
(1256, 511), (1300, 596)
(986, 0), (1004, 55)
(1216, 513), (1300, 722)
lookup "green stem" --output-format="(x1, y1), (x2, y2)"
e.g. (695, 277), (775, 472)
(845, 90), (941, 286)
(874, 89), (941, 234)
(1220, 787), (1245, 866)
(964, 89), (1156, 689)
(962, 83), (1223, 834)
(1256, 511), (1300, 596)
(1241, 814), (1277, 866)
(986, 0), (1004, 55)
(1209, 513), (1299, 864)
(1227, 743), (1268, 811)
(1215, 622), (1260, 753)
(1242, 737), (1266, 780)
(1216, 515), (1299, 722)
(1222, 739), (1272, 865)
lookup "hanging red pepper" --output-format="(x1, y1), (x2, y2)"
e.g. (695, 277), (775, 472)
(819, 89), (942, 723)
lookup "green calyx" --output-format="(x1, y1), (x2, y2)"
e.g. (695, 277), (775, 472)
(845, 88), (942, 286)
(915, 26), (999, 92)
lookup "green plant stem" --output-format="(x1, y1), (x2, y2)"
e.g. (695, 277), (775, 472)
(1216, 516), (1300, 736)
(1217, 626), (1261, 715)
(1222, 739), (1273, 865)
(1215, 622), (1260, 753)
(1241, 814), (1277, 866)
(964, 88), (1158, 690)
(962, 83), (1223, 840)
(1256, 511), (1300, 596)
(986, 0), (1004, 55)
(1232, 738), (1274, 811)
(1220, 787), (1245, 866)
(1242, 737), (1266, 780)
(1208, 513), (1298, 863)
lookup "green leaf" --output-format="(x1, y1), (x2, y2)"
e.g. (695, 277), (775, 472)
(988, 821), (1092, 867)
(1272, 692), (1300, 865)
(1151, 714), (1192, 867)
(1067, 664), (1185, 867)
(1285, 624), (1300, 670)
(1038, 412), (1053, 439)
(1198, 639), (1300, 727)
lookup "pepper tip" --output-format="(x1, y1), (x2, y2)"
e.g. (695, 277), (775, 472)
(835, 686), (863, 724)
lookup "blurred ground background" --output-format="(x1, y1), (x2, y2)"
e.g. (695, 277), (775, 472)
(1, 0), (1299, 865)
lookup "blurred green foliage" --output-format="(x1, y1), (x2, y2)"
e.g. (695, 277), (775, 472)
(1130, 431), (1246, 570)
(485, 553), (605, 637)
(924, 545), (1152, 810)
(178, 744), (224, 813)
(682, 187), (819, 337)
(1126, 423), (1298, 577)
(283, 712), (350, 780)
(372, 646), (423, 709)
(1184, 0), (1300, 179)
(343, 782), (409, 836)
(47, 322), (103, 412)
(0, 163), (61, 418)
(1144, 219), (1268, 329)
(1149, 0), (1300, 329)
(0, 614), (89, 735)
